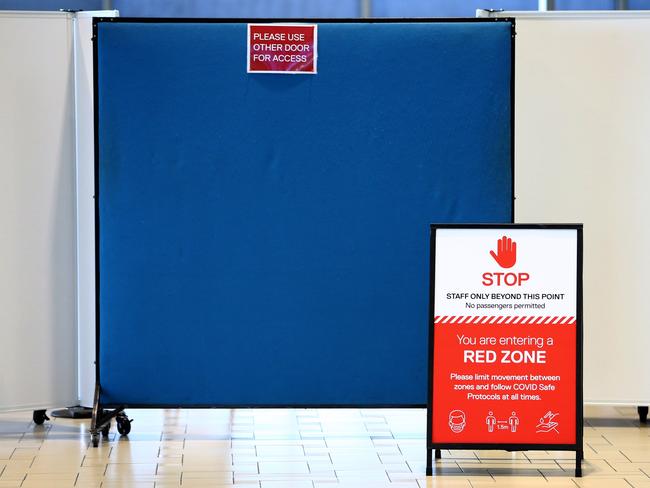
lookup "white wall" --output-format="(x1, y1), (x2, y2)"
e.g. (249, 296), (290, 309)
(0, 11), (78, 410)
(0, 10), (117, 411)
(482, 11), (650, 404)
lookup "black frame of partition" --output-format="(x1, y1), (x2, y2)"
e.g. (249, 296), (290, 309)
(90, 17), (516, 447)
(426, 224), (584, 477)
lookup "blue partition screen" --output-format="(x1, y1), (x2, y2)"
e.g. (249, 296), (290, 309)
(96, 20), (513, 406)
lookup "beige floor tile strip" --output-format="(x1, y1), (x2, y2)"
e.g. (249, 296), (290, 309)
(0, 405), (647, 487)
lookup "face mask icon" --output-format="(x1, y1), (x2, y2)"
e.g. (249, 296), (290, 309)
(448, 410), (466, 433)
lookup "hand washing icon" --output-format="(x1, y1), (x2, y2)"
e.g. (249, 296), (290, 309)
(536, 411), (560, 434)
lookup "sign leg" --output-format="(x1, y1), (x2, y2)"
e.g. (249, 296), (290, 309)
(575, 449), (582, 477)
(426, 449), (433, 476)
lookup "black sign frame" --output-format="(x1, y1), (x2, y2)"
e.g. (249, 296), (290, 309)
(426, 223), (583, 477)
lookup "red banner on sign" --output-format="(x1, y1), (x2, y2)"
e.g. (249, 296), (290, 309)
(432, 316), (576, 444)
(247, 24), (317, 74)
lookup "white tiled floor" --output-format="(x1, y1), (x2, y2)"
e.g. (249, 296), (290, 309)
(0, 405), (648, 487)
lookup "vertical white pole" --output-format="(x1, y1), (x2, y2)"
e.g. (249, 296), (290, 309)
(361, 0), (372, 18)
(538, 0), (556, 11)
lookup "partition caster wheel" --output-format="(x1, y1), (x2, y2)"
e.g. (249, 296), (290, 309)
(639, 406), (648, 424)
(116, 414), (131, 436)
(33, 409), (49, 425)
(101, 422), (111, 436)
(91, 433), (99, 447)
